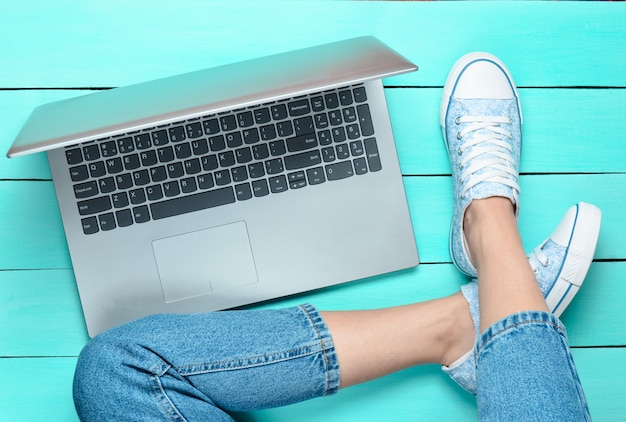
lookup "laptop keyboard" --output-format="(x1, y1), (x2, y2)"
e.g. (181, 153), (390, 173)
(64, 84), (382, 235)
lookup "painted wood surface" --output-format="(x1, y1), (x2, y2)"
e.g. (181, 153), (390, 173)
(1, 1), (625, 421)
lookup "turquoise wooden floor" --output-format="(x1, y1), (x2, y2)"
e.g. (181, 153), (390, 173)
(1, 1), (625, 420)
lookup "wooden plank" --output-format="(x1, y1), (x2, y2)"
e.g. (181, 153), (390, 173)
(1, 174), (624, 270)
(3, 87), (625, 180)
(2, 262), (624, 358)
(0, 2), (625, 88)
(1, 348), (625, 421)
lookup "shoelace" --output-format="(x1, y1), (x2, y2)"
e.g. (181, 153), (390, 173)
(455, 115), (519, 199)
(528, 240), (550, 274)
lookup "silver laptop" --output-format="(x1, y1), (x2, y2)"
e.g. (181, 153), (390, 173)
(8, 36), (419, 337)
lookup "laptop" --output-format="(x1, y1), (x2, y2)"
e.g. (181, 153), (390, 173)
(8, 36), (419, 337)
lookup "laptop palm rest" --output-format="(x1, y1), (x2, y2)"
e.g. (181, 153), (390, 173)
(152, 221), (258, 303)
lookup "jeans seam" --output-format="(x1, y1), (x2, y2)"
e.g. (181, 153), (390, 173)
(299, 304), (335, 395)
(150, 366), (188, 422)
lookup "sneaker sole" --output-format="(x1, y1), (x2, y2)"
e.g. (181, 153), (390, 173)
(547, 202), (602, 317)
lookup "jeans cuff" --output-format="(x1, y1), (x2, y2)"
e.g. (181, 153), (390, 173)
(299, 303), (341, 396)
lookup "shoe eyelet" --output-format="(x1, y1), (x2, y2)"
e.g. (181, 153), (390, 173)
(457, 147), (462, 156)
(455, 117), (461, 125)
(456, 132), (462, 140)
(542, 258), (550, 267)
(533, 267), (539, 275)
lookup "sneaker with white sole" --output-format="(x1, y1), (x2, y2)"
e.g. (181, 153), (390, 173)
(442, 202), (602, 394)
(441, 52), (523, 277)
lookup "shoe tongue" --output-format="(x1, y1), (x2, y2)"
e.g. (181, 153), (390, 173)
(456, 98), (516, 117)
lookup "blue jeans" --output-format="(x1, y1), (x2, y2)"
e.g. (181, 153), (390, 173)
(73, 305), (590, 421)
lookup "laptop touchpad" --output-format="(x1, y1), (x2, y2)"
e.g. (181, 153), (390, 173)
(152, 221), (258, 303)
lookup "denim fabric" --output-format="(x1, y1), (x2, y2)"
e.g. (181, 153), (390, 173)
(73, 304), (339, 421)
(476, 311), (591, 421)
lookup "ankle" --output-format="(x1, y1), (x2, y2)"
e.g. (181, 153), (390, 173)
(440, 292), (475, 367)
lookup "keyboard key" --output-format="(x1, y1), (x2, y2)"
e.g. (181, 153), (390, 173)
(116, 173), (133, 190)
(269, 175), (288, 193)
(288, 99), (310, 116)
(77, 196), (112, 215)
(265, 158), (284, 174)
(364, 137), (382, 172)
(254, 108), (271, 124)
(219, 115), (237, 131)
(335, 144), (349, 160)
(225, 131), (243, 148)
(191, 139), (209, 156)
(350, 140), (364, 156)
(74, 181), (99, 199)
(140, 150), (158, 166)
(214, 169), (232, 185)
(269, 140), (286, 156)
(66, 148), (83, 165)
(180, 177), (198, 194)
(322, 146), (336, 162)
(346, 123), (360, 140)
(242, 128), (260, 144)
(201, 154), (219, 171)
(146, 185), (163, 201)
(83, 144), (100, 161)
(197, 173), (215, 190)
(133, 169), (150, 186)
(248, 162), (265, 179)
(218, 151), (236, 167)
(311, 96), (325, 112)
(356, 104), (374, 137)
(167, 162), (184, 178)
(81, 216), (99, 234)
(209, 135), (226, 151)
(331, 127), (346, 143)
(260, 124), (277, 141)
(231, 166), (248, 182)
(150, 187), (235, 220)
(186, 122), (203, 139)
(111, 192), (129, 208)
(252, 179), (269, 197)
(325, 92), (339, 109)
(339, 90), (353, 106)
(354, 157), (368, 175)
(157, 146), (175, 163)
(100, 140), (117, 157)
(286, 134), (317, 152)
(184, 158), (202, 175)
(134, 133), (152, 150)
(151, 130), (169, 146)
(99, 213), (116, 231)
(88, 161), (106, 178)
(271, 104), (288, 120)
(328, 110), (342, 126)
(203, 118), (220, 135)
(284, 150), (322, 170)
(98, 177), (116, 194)
(174, 143), (192, 159)
(306, 167), (326, 185)
(129, 188), (147, 204)
(116, 209), (133, 228)
(133, 205), (151, 223)
(169, 126), (186, 142)
(342, 107), (357, 123)
(117, 137), (135, 153)
(70, 165), (89, 182)
(326, 161), (354, 181)
(294, 116), (314, 136)
(163, 181), (180, 197)
(353, 86), (367, 103)
(123, 153), (141, 170)
(235, 147), (253, 164)
(105, 157), (123, 174)
(277, 120), (294, 137)
(237, 111), (254, 128)
(150, 166), (167, 183)
(235, 183), (253, 200)
(252, 143), (270, 160)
